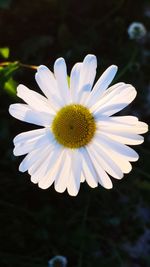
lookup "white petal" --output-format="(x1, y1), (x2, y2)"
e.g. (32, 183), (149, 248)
(9, 104), (53, 127)
(19, 140), (51, 173)
(80, 173), (85, 183)
(70, 62), (82, 102)
(80, 54), (97, 90)
(99, 130), (144, 145)
(13, 128), (46, 145)
(17, 84), (54, 114)
(38, 147), (64, 189)
(86, 147), (113, 189)
(110, 116), (147, 133)
(19, 149), (43, 173)
(14, 141), (36, 156)
(30, 146), (54, 184)
(29, 143), (54, 177)
(92, 84), (137, 116)
(85, 65), (118, 107)
(54, 150), (71, 193)
(14, 129), (54, 156)
(67, 149), (82, 196)
(108, 115), (139, 124)
(19, 151), (36, 173)
(54, 57), (71, 104)
(88, 82), (124, 112)
(89, 142), (123, 179)
(97, 116), (148, 134)
(30, 143), (60, 186)
(81, 147), (98, 188)
(77, 54), (97, 103)
(35, 65), (63, 110)
(94, 133), (139, 162)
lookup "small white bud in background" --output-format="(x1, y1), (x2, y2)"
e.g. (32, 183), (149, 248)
(48, 255), (68, 267)
(127, 22), (147, 40)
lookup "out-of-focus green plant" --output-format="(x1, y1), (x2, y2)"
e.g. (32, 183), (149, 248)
(0, 47), (10, 59)
(4, 77), (18, 96)
(0, 47), (37, 97)
(0, 47), (18, 96)
(0, 61), (19, 96)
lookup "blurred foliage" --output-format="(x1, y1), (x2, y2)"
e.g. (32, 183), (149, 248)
(0, 47), (9, 59)
(0, 0), (150, 267)
(0, 61), (19, 96)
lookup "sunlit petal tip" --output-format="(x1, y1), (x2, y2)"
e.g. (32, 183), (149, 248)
(35, 72), (38, 80)
(37, 64), (47, 70)
(104, 181), (113, 190)
(67, 190), (79, 197)
(135, 153), (139, 161)
(55, 187), (66, 193)
(111, 64), (118, 69)
(13, 147), (19, 156)
(140, 122), (149, 133)
(16, 83), (25, 94)
(84, 54), (97, 61)
(38, 182), (48, 190)
(36, 64), (48, 73)
(127, 84), (137, 94)
(54, 57), (66, 68)
(130, 151), (139, 162)
(31, 178), (38, 184)
(110, 64), (118, 73)
(9, 103), (20, 118)
(8, 104), (13, 116)
(18, 163), (26, 173)
(125, 163), (132, 174)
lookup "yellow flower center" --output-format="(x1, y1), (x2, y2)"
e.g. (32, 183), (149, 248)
(51, 104), (96, 148)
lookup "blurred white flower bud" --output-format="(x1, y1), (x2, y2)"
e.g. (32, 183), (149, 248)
(127, 22), (147, 40)
(48, 255), (68, 267)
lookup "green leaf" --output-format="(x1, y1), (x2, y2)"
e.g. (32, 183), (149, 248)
(0, 62), (19, 96)
(0, 62), (19, 84)
(0, 0), (12, 9)
(4, 77), (17, 96)
(0, 47), (10, 59)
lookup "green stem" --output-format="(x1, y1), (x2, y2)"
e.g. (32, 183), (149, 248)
(0, 61), (37, 70)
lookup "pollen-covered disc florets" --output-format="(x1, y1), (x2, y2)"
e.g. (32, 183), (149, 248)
(52, 104), (96, 148)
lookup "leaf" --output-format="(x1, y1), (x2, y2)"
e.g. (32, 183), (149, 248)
(0, 62), (19, 84)
(0, 0), (12, 9)
(4, 77), (17, 96)
(0, 47), (10, 59)
(0, 62), (19, 96)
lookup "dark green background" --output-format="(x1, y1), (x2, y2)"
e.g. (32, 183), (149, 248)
(0, 0), (150, 266)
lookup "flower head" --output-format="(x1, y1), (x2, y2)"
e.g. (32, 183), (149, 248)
(127, 22), (147, 40)
(9, 55), (148, 196)
(48, 255), (67, 267)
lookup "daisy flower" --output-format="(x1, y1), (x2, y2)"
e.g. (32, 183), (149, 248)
(9, 55), (148, 196)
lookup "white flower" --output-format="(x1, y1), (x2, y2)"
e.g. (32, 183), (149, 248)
(48, 255), (67, 267)
(127, 22), (147, 40)
(9, 55), (148, 196)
